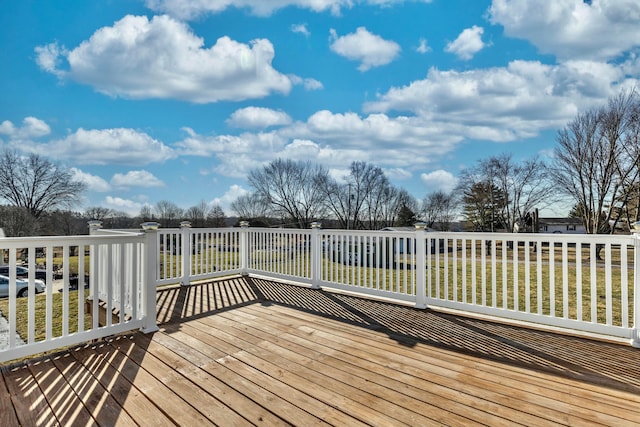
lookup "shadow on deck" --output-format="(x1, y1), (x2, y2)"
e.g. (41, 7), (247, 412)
(158, 275), (640, 395)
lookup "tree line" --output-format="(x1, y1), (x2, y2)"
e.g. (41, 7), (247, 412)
(0, 89), (638, 236)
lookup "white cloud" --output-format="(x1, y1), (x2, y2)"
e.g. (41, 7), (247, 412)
(289, 74), (324, 90)
(0, 117), (51, 139)
(227, 107), (292, 129)
(416, 38), (431, 54)
(363, 59), (637, 140)
(329, 27), (401, 71)
(211, 184), (249, 210)
(70, 168), (111, 192)
(420, 170), (457, 193)
(145, 0), (433, 19)
(445, 25), (486, 60)
(489, 0), (640, 61)
(45, 128), (175, 165)
(36, 15), (292, 103)
(34, 43), (66, 77)
(177, 109), (461, 180)
(103, 196), (144, 216)
(291, 23), (310, 36)
(111, 170), (165, 188)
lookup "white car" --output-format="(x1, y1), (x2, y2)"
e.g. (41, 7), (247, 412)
(0, 275), (46, 298)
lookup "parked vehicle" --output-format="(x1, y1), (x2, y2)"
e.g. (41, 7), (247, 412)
(0, 274), (46, 298)
(0, 265), (48, 283)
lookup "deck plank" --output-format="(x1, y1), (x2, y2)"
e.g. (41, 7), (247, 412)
(3, 276), (640, 426)
(2, 365), (49, 427)
(51, 351), (137, 427)
(28, 356), (96, 426)
(252, 303), (639, 426)
(69, 343), (176, 427)
(107, 333), (250, 426)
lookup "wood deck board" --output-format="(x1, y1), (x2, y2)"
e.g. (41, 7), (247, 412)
(241, 303), (633, 426)
(1, 276), (640, 426)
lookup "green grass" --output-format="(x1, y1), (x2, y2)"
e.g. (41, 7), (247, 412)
(251, 244), (635, 328)
(0, 290), (92, 344)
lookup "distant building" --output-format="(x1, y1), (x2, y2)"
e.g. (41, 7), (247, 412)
(538, 218), (585, 234)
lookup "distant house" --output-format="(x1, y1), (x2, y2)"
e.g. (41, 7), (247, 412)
(538, 218), (585, 234)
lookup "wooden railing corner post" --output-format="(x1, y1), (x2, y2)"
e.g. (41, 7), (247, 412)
(141, 222), (160, 333)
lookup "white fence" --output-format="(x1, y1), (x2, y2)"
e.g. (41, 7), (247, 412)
(0, 229), (157, 363)
(161, 223), (639, 345)
(2, 222), (639, 364)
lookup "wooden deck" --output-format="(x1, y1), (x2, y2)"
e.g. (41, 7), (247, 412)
(2, 276), (640, 426)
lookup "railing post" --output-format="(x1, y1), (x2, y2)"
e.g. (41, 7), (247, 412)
(414, 223), (428, 309)
(310, 222), (322, 289)
(240, 221), (250, 275)
(88, 220), (103, 235)
(141, 222), (160, 333)
(87, 221), (102, 310)
(632, 223), (640, 347)
(180, 221), (192, 286)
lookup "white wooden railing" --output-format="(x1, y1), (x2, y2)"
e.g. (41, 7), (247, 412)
(159, 221), (640, 346)
(0, 226), (157, 363)
(2, 220), (639, 364)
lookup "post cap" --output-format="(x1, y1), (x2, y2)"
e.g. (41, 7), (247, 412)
(311, 222), (322, 229)
(180, 221), (192, 228)
(87, 220), (103, 230)
(141, 221), (160, 231)
(239, 221), (250, 228)
(414, 222), (428, 231)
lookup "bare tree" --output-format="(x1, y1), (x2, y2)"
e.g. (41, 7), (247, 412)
(85, 206), (113, 222)
(0, 150), (85, 219)
(154, 200), (183, 227)
(139, 204), (154, 222)
(485, 153), (555, 232)
(0, 205), (38, 236)
(185, 200), (211, 228)
(421, 191), (457, 230)
(248, 159), (329, 228)
(231, 192), (271, 222)
(207, 204), (226, 227)
(319, 162), (413, 230)
(552, 89), (640, 235)
(457, 153), (553, 232)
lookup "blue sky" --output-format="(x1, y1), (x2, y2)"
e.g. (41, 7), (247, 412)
(1, 0), (639, 217)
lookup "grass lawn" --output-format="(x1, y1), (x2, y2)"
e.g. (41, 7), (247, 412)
(0, 289), (91, 344)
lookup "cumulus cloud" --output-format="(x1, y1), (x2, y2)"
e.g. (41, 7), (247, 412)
(211, 184), (249, 210)
(227, 107), (292, 129)
(44, 128), (175, 165)
(420, 170), (457, 193)
(111, 170), (165, 188)
(70, 168), (111, 192)
(329, 27), (401, 71)
(445, 25), (486, 60)
(35, 15), (292, 103)
(103, 196), (145, 216)
(489, 0), (640, 61)
(145, 0), (433, 19)
(0, 117), (51, 139)
(363, 59), (637, 140)
(176, 109), (461, 180)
